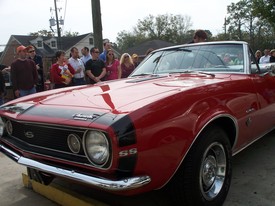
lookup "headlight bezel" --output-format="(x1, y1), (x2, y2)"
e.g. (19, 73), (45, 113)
(0, 117), (5, 136)
(83, 130), (111, 168)
(67, 133), (81, 154)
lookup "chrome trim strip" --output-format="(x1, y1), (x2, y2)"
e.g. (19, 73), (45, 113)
(0, 144), (151, 191)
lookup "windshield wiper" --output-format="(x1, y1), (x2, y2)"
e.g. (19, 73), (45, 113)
(131, 73), (157, 77)
(169, 70), (215, 77)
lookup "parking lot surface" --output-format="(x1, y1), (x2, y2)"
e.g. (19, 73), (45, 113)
(1, 130), (275, 206)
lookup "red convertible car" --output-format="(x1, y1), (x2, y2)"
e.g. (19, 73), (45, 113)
(0, 41), (274, 205)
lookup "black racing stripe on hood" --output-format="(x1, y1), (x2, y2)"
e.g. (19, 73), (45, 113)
(95, 113), (136, 147)
(110, 115), (136, 147)
(22, 106), (105, 122)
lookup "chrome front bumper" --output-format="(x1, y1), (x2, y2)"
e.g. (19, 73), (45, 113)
(0, 144), (151, 191)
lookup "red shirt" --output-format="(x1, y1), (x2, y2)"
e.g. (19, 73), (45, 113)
(50, 63), (75, 85)
(11, 59), (38, 90)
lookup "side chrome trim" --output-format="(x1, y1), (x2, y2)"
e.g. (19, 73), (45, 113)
(0, 144), (151, 191)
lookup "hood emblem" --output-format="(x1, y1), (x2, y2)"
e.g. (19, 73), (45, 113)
(25, 131), (34, 139)
(73, 113), (100, 121)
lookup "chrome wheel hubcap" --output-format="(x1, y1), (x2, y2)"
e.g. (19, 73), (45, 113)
(200, 142), (226, 200)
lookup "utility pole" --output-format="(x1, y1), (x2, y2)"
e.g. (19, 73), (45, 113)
(54, 0), (61, 49)
(91, 0), (103, 52)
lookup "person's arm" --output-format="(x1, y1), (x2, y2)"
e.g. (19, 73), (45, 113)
(97, 67), (106, 81)
(31, 61), (38, 85)
(67, 64), (75, 75)
(50, 64), (66, 83)
(115, 60), (121, 79)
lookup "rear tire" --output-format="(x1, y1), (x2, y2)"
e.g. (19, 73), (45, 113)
(169, 126), (232, 206)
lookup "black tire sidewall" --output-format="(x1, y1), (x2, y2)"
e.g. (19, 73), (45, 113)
(170, 126), (232, 206)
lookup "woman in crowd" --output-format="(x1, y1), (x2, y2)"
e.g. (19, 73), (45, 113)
(105, 49), (121, 80)
(50, 50), (75, 89)
(120, 53), (135, 78)
(255, 50), (262, 64)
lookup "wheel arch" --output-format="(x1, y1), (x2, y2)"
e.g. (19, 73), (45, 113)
(204, 115), (238, 149)
(165, 114), (238, 188)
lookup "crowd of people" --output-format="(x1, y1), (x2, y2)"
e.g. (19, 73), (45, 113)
(0, 41), (141, 104)
(1, 31), (275, 105)
(255, 49), (275, 64)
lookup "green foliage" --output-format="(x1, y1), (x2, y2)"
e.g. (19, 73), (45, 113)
(252, 0), (275, 28)
(225, 0), (275, 51)
(63, 31), (79, 37)
(116, 14), (193, 51)
(29, 30), (79, 37)
(29, 30), (54, 37)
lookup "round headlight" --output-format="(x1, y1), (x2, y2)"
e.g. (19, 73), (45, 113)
(0, 118), (4, 136)
(67, 134), (81, 153)
(83, 131), (109, 166)
(6, 120), (13, 136)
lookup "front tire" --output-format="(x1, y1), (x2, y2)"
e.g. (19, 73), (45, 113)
(169, 126), (232, 206)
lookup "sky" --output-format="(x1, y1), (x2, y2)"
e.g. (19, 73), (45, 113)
(0, 0), (239, 52)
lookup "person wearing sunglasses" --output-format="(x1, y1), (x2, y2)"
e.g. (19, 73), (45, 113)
(105, 49), (121, 80)
(27, 45), (44, 92)
(85, 47), (106, 84)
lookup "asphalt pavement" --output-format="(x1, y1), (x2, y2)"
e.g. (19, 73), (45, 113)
(1, 130), (275, 206)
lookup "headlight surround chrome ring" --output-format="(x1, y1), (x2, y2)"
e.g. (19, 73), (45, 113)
(0, 117), (5, 136)
(83, 130), (110, 167)
(67, 134), (81, 154)
(5, 120), (13, 136)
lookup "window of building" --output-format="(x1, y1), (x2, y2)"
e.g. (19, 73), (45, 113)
(51, 41), (56, 48)
(89, 38), (94, 45)
(37, 40), (43, 48)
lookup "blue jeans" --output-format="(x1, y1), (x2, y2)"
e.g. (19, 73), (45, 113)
(19, 87), (36, 97)
(73, 78), (86, 86)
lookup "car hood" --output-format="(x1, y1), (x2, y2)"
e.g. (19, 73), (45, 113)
(2, 74), (230, 115)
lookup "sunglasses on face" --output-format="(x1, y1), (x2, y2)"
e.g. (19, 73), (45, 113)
(94, 51), (99, 53)
(29, 50), (35, 53)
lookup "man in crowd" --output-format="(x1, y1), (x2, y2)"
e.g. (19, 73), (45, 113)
(11, 45), (38, 97)
(69, 47), (86, 86)
(99, 41), (111, 62)
(85, 47), (106, 84)
(259, 49), (271, 64)
(80, 47), (91, 65)
(27, 45), (44, 92)
(189, 29), (208, 43)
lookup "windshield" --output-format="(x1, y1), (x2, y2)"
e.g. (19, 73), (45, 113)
(131, 44), (244, 76)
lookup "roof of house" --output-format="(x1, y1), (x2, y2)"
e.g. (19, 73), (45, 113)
(125, 39), (176, 56)
(11, 33), (91, 57)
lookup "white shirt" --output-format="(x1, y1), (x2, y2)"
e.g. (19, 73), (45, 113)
(68, 57), (85, 78)
(81, 54), (92, 65)
(259, 55), (270, 64)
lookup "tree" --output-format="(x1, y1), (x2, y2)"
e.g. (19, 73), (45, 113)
(252, 0), (275, 29)
(116, 14), (193, 50)
(134, 14), (192, 44)
(225, 0), (274, 50)
(63, 31), (79, 37)
(29, 30), (54, 37)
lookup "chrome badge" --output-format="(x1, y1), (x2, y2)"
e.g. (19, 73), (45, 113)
(24, 131), (34, 139)
(73, 113), (100, 121)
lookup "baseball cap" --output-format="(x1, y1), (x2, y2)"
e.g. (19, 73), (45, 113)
(16, 45), (28, 53)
